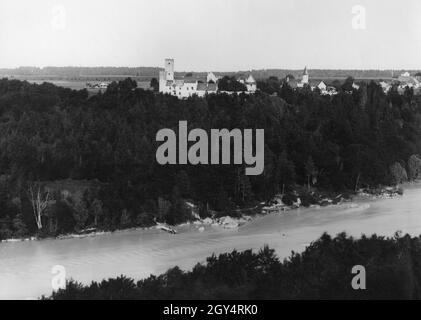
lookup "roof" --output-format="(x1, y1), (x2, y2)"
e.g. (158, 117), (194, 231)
(197, 83), (217, 91)
(309, 79), (323, 87)
(207, 72), (218, 79)
(207, 83), (217, 91)
(197, 83), (206, 91)
(246, 74), (256, 83)
(303, 66), (308, 76)
(398, 76), (418, 85)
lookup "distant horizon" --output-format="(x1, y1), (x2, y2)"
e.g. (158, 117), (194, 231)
(1, 0), (420, 71)
(1, 65), (420, 73)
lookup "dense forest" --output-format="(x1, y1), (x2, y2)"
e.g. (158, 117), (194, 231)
(45, 232), (421, 299)
(0, 77), (421, 239)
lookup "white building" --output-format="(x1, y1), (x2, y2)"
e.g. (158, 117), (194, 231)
(238, 74), (257, 93)
(245, 75), (257, 93)
(99, 82), (109, 89)
(352, 82), (360, 90)
(159, 58), (256, 98)
(317, 81), (327, 92)
(159, 58), (217, 98)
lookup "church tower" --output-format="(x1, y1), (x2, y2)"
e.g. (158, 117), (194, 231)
(302, 66), (309, 84)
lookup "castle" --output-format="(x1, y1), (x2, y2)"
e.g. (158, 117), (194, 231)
(159, 58), (256, 99)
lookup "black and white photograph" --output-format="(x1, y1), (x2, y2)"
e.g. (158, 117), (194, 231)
(1, 0), (421, 305)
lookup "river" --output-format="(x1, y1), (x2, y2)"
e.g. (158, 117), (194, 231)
(1, 184), (421, 299)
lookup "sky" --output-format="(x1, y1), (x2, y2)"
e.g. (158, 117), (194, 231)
(0, 0), (420, 71)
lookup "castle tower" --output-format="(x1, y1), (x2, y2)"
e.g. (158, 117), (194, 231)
(302, 66), (309, 84)
(159, 58), (174, 93)
(165, 58), (174, 81)
(159, 70), (166, 93)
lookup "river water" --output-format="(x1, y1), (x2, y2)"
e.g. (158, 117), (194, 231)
(1, 184), (421, 299)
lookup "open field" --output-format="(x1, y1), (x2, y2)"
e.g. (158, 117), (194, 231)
(5, 78), (152, 91)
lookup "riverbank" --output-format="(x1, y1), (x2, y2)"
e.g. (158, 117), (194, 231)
(262, 185), (403, 213)
(0, 185), (404, 243)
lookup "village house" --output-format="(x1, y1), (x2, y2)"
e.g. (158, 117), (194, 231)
(379, 81), (392, 93)
(398, 71), (420, 90)
(352, 82), (360, 90)
(379, 72), (421, 94)
(86, 81), (110, 90)
(317, 81), (327, 92)
(238, 74), (257, 93)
